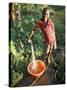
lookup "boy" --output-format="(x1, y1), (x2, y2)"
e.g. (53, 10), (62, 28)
(28, 7), (57, 64)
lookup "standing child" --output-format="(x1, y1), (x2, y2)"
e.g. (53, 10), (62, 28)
(28, 7), (57, 64)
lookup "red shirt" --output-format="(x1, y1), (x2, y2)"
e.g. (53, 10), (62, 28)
(36, 18), (56, 44)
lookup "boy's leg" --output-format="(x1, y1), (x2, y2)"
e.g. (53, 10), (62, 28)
(50, 44), (54, 62)
(46, 44), (50, 55)
(47, 44), (54, 64)
(45, 44), (51, 64)
(44, 44), (50, 60)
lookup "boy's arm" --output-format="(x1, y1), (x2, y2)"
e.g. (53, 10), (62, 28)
(51, 19), (57, 49)
(28, 25), (37, 44)
(51, 20), (55, 31)
(52, 21), (57, 49)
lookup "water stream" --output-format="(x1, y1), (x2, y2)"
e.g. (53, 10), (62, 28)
(31, 43), (37, 70)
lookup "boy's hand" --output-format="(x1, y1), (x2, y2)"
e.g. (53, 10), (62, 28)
(28, 39), (32, 44)
(54, 43), (57, 49)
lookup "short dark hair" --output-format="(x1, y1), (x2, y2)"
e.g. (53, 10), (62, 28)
(42, 7), (48, 17)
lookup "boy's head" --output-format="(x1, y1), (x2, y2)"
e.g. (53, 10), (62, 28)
(42, 7), (50, 19)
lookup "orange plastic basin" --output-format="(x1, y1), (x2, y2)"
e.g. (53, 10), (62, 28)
(27, 60), (46, 77)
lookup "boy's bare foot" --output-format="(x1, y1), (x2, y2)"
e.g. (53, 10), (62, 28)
(48, 59), (51, 65)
